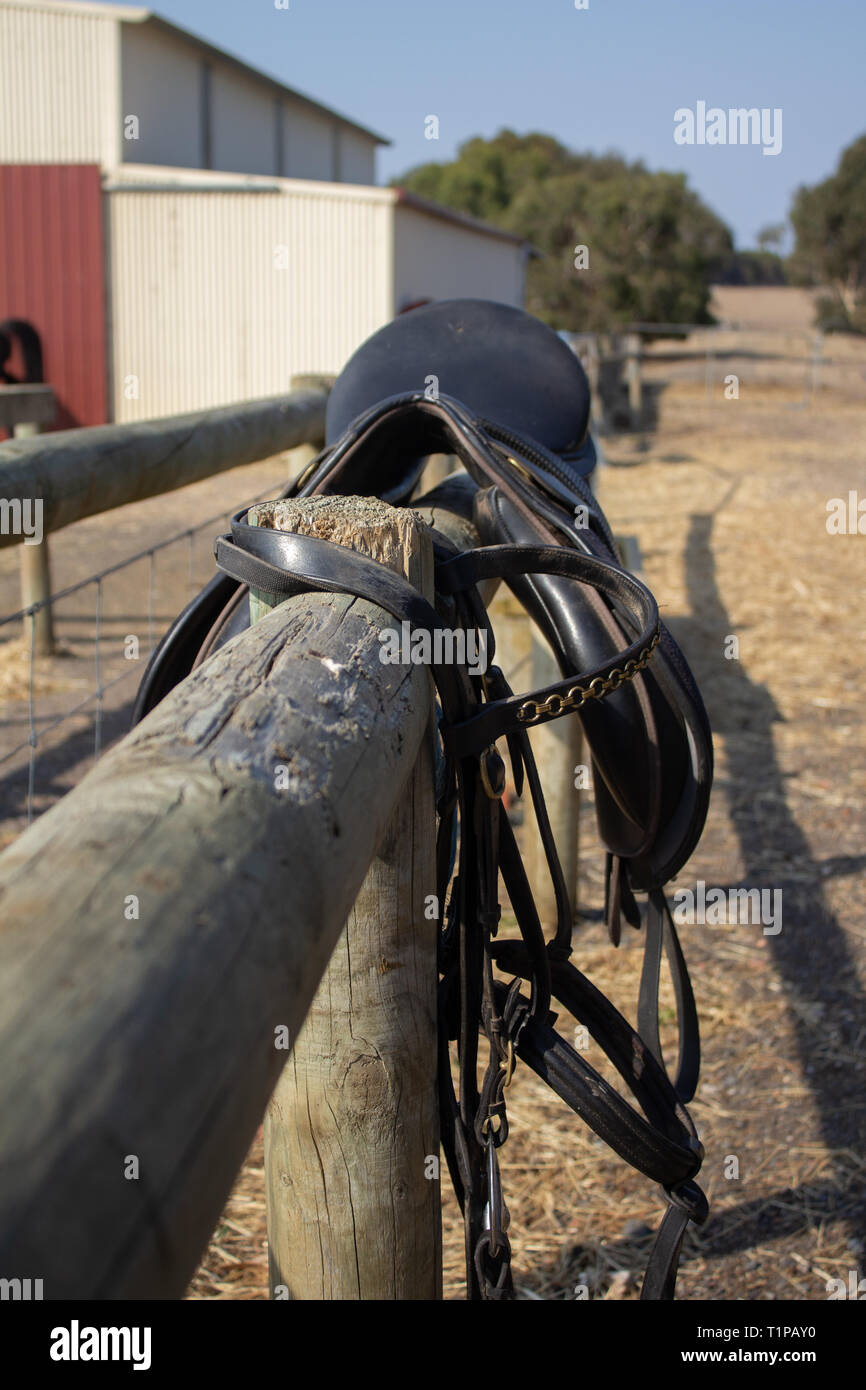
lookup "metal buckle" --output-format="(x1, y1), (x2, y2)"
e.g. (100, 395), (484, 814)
(479, 746), (506, 799)
(664, 1179), (709, 1226)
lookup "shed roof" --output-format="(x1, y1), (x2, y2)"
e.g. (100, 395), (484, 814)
(102, 164), (534, 252)
(394, 188), (537, 254)
(8, 0), (391, 146)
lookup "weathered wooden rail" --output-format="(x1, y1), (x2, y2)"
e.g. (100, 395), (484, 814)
(0, 378), (329, 656)
(0, 381), (330, 549)
(0, 495), (438, 1299)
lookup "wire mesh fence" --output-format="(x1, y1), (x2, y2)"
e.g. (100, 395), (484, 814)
(0, 484), (279, 832)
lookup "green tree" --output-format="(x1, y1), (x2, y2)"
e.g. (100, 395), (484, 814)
(789, 134), (866, 331)
(757, 223), (786, 252)
(714, 250), (787, 286)
(393, 130), (733, 331)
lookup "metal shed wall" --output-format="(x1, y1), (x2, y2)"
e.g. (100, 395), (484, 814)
(107, 178), (395, 421)
(281, 100), (339, 182)
(0, 163), (107, 431)
(335, 130), (376, 187)
(210, 64), (280, 178)
(0, 0), (120, 166)
(117, 22), (371, 185)
(393, 204), (527, 311)
(120, 20), (204, 170)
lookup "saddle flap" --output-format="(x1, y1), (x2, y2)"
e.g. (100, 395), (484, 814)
(473, 485), (713, 890)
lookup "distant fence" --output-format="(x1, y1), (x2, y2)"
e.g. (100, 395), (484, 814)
(0, 380), (329, 824)
(563, 324), (835, 430)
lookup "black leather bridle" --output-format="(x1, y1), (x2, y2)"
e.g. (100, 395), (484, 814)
(208, 391), (710, 1301)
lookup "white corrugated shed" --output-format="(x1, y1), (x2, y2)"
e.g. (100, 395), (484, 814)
(107, 171), (395, 420)
(104, 170), (528, 422)
(0, 0), (122, 164)
(2, 1), (529, 425)
(0, 0), (386, 180)
(393, 198), (528, 309)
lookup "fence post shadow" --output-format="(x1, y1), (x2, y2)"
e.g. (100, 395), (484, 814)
(529, 494), (864, 1294)
(662, 502), (866, 1267)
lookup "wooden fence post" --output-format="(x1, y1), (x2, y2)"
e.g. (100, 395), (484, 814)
(575, 334), (603, 434)
(704, 340), (714, 403)
(14, 420), (55, 656)
(624, 332), (643, 428)
(252, 495), (442, 1300)
(419, 453), (458, 493)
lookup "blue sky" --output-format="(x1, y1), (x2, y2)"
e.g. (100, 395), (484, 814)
(145, 0), (864, 248)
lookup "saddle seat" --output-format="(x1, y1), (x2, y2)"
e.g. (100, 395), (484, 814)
(325, 298), (597, 499)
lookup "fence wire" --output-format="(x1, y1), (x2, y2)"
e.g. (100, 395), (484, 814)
(0, 485), (279, 825)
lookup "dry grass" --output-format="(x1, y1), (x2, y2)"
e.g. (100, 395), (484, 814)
(0, 633), (84, 701)
(709, 286), (820, 333)
(186, 1132), (270, 1300)
(186, 915), (866, 1302)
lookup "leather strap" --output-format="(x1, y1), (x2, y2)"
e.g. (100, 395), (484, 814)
(640, 1181), (709, 1301)
(638, 889), (701, 1105)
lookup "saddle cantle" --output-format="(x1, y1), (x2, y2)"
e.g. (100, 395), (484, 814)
(326, 296), (597, 486)
(133, 299), (713, 1301)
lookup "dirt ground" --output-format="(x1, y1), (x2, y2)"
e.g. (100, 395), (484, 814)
(709, 285), (820, 332)
(2, 339), (864, 1301)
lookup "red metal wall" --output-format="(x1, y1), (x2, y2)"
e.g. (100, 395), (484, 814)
(0, 164), (107, 434)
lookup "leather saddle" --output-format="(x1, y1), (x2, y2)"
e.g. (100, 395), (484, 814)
(136, 298), (710, 900)
(134, 299), (713, 1300)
